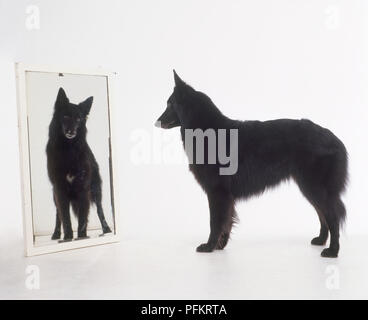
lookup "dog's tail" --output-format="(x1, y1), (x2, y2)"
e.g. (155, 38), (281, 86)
(328, 140), (348, 227)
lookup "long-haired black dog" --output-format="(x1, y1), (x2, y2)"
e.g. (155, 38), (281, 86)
(46, 87), (112, 241)
(155, 71), (348, 258)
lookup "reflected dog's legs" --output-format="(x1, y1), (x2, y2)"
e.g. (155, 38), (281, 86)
(54, 188), (73, 241)
(71, 195), (90, 239)
(91, 179), (112, 234)
(51, 193), (62, 240)
(51, 210), (61, 240)
(96, 202), (112, 234)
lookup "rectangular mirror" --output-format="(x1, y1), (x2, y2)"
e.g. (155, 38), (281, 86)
(16, 63), (120, 256)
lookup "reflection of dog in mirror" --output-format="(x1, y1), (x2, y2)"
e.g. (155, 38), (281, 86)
(46, 87), (112, 241)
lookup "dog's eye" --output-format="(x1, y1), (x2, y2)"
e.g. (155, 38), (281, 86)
(63, 116), (70, 120)
(76, 118), (81, 122)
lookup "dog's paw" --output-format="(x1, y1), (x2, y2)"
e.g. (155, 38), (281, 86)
(196, 243), (214, 253)
(60, 232), (73, 242)
(51, 232), (61, 240)
(311, 236), (327, 246)
(75, 236), (90, 241)
(77, 232), (88, 239)
(103, 226), (112, 234)
(321, 248), (338, 258)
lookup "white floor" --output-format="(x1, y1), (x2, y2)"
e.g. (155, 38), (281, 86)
(1, 232), (368, 300)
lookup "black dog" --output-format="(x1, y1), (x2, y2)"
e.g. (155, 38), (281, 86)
(156, 71), (348, 258)
(46, 87), (112, 241)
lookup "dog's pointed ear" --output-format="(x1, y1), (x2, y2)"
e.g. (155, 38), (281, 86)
(173, 69), (186, 87)
(55, 87), (69, 109)
(79, 96), (93, 116)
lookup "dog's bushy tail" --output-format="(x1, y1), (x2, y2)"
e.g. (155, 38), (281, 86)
(333, 196), (347, 228)
(328, 142), (348, 228)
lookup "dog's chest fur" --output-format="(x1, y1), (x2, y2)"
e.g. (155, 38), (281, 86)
(66, 173), (75, 184)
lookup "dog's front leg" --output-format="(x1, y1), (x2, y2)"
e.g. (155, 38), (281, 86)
(196, 191), (234, 253)
(51, 210), (61, 240)
(71, 195), (90, 239)
(51, 192), (61, 240)
(54, 188), (73, 241)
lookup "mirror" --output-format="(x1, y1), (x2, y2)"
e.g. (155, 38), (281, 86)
(16, 64), (119, 256)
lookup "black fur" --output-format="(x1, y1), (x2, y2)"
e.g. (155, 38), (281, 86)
(156, 71), (348, 258)
(46, 87), (112, 241)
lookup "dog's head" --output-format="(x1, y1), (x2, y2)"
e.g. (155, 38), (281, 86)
(155, 70), (195, 129)
(155, 70), (219, 130)
(54, 87), (93, 140)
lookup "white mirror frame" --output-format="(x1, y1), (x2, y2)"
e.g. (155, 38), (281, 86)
(15, 63), (121, 256)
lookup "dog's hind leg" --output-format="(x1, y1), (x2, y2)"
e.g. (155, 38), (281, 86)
(297, 178), (344, 257)
(197, 190), (234, 253)
(91, 186), (112, 233)
(295, 177), (330, 246)
(311, 210), (329, 246)
(96, 202), (112, 234)
(295, 153), (346, 257)
(320, 197), (345, 258)
(91, 176), (112, 234)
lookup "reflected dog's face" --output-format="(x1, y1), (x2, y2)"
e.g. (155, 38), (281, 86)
(54, 88), (93, 140)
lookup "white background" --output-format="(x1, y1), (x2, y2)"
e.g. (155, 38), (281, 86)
(1, 0), (368, 299)
(26, 71), (114, 237)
